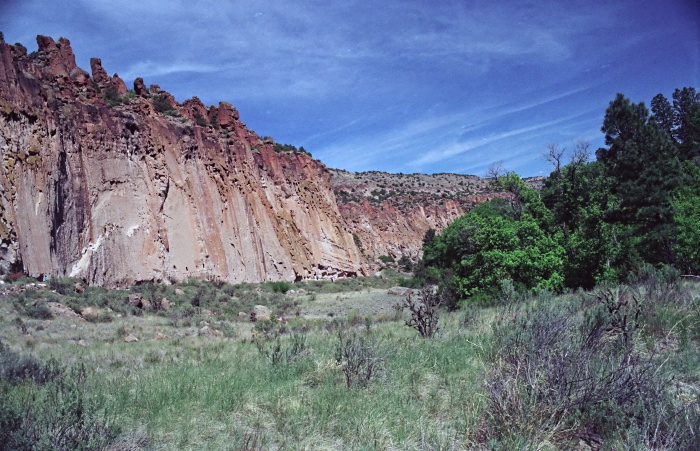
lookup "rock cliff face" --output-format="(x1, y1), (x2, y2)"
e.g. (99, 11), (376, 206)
(330, 170), (513, 260)
(0, 35), (528, 286)
(0, 36), (363, 286)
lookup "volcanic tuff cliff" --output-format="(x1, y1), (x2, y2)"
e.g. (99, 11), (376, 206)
(0, 35), (520, 286)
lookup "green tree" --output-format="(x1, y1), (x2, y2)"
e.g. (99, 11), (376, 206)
(422, 175), (565, 303)
(542, 159), (619, 288)
(596, 93), (684, 265)
(651, 87), (700, 161)
(672, 87), (700, 161)
(672, 161), (700, 274)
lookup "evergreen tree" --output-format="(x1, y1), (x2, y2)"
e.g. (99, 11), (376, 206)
(672, 87), (700, 161)
(596, 93), (683, 265)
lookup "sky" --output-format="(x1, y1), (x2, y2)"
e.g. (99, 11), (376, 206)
(0, 0), (698, 177)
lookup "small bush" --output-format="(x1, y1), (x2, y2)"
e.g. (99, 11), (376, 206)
(102, 85), (125, 106)
(398, 255), (414, 272)
(151, 94), (176, 115)
(396, 276), (424, 288)
(270, 281), (292, 294)
(397, 288), (441, 338)
(0, 362), (121, 449)
(194, 112), (208, 126)
(482, 289), (694, 448)
(257, 332), (308, 365)
(335, 332), (386, 388)
(0, 341), (61, 384)
(378, 255), (395, 264)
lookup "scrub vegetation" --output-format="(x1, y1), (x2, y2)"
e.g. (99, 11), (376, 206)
(0, 268), (698, 449)
(0, 90), (699, 449)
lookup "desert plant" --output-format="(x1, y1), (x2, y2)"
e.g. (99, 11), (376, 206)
(482, 290), (692, 448)
(194, 112), (208, 126)
(102, 85), (124, 105)
(397, 288), (440, 338)
(270, 281), (291, 294)
(335, 332), (386, 388)
(257, 332), (308, 365)
(378, 255), (395, 264)
(151, 94), (176, 115)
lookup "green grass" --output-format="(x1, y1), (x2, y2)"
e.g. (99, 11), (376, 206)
(0, 272), (698, 449)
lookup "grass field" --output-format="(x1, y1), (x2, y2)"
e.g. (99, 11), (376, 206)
(1, 271), (699, 449)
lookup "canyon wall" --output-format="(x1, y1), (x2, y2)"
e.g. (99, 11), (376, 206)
(0, 36), (362, 286)
(330, 170), (512, 260)
(0, 35), (525, 286)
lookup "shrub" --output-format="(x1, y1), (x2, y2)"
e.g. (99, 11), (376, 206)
(102, 85), (124, 105)
(256, 332), (308, 365)
(270, 281), (292, 294)
(335, 332), (386, 388)
(482, 290), (695, 448)
(398, 255), (414, 272)
(0, 341), (61, 384)
(396, 276), (424, 288)
(378, 255), (395, 264)
(397, 288), (440, 338)
(194, 112), (208, 126)
(151, 94), (176, 115)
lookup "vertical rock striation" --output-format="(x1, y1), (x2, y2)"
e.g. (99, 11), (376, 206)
(0, 36), (363, 286)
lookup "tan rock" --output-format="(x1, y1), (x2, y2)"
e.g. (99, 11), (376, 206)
(174, 289), (184, 296)
(128, 293), (143, 307)
(123, 334), (139, 343)
(199, 325), (222, 337)
(46, 302), (83, 320)
(252, 305), (271, 321)
(388, 287), (414, 296)
(128, 294), (150, 310)
(80, 307), (99, 321)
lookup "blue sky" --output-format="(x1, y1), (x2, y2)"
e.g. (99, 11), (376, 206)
(1, 0), (698, 177)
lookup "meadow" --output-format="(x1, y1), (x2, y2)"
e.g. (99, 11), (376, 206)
(1, 269), (698, 450)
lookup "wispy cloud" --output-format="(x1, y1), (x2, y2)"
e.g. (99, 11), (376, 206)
(1, 0), (693, 176)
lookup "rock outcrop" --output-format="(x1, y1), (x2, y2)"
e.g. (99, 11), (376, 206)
(0, 36), (362, 286)
(0, 35), (526, 286)
(330, 170), (530, 260)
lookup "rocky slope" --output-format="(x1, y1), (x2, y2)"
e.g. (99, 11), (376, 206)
(0, 34), (533, 286)
(330, 170), (518, 259)
(0, 36), (363, 286)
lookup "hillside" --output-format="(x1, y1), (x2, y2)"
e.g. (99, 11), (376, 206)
(0, 35), (511, 286)
(330, 169), (544, 259)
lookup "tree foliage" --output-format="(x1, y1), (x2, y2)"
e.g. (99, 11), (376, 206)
(419, 87), (700, 305)
(422, 175), (564, 303)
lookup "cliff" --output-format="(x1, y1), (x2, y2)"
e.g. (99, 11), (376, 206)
(0, 36), (362, 286)
(330, 170), (512, 259)
(0, 35), (526, 286)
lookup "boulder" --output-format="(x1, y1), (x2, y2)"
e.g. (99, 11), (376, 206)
(388, 287), (414, 296)
(80, 307), (99, 321)
(199, 325), (222, 337)
(252, 305), (271, 321)
(46, 302), (83, 320)
(128, 293), (150, 309)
